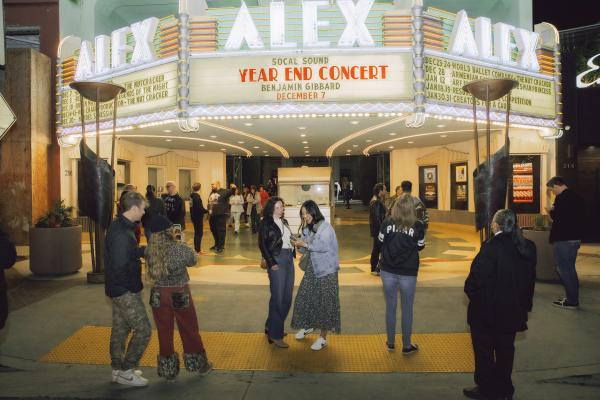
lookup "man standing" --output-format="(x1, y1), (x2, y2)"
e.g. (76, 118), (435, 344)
(0, 228), (17, 331)
(464, 209), (536, 400)
(105, 191), (152, 387)
(546, 176), (585, 309)
(385, 185), (402, 211)
(209, 181), (235, 253)
(369, 183), (387, 275)
(190, 183), (208, 254)
(164, 181), (186, 231)
(401, 180), (429, 230)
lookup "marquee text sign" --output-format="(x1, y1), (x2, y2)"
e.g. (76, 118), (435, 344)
(61, 62), (177, 126)
(425, 56), (555, 118)
(188, 53), (412, 104)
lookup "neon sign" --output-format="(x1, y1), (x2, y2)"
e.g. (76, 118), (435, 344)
(448, 10), (540, 72)
(576, 54), (600, 88)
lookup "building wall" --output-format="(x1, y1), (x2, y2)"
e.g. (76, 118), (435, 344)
(390, 129), (556, 217)
(60, 138), (226, 212)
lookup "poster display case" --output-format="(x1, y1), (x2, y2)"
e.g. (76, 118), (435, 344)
(419, 165), (438, 209)
(278, 166), (332, 233)
(509, 155), (541, 214)
(451, 162), (469, 210)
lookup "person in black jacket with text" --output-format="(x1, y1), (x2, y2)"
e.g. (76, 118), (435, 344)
(190, 182), (208, 254)
(105, 191), (152, 387)
(258, 196), (295, 348)
(369, 183), (387, 275)
(463, 209), (536, 400)
(0, 228), (17, 331)
(163, 181), (186, 231)
(378, 194), (425, 354)
(545, 176), (584, 309)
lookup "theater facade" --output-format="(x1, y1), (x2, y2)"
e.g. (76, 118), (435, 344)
(56, 0), (561, 222)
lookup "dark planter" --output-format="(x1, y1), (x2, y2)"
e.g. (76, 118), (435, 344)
(522, 229), (560, 283)
(29, 225), (82, 275)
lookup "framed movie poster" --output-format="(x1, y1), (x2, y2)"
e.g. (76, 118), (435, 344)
(451, 162), (469, 210)
(509, 155), (540, 214)
(419, 165), (438, 209)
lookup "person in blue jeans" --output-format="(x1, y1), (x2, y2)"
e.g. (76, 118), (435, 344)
(378, 194), (425, 354)
(258, 196), (295, 348)
(545, 176), (585, 309)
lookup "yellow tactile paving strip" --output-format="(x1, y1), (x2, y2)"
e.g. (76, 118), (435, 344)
(40, 326), (474, 373)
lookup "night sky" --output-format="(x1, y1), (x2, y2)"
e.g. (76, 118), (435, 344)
(533, 0), (600, 30)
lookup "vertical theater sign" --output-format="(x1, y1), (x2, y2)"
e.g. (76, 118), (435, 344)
(56, 0), (562, 147)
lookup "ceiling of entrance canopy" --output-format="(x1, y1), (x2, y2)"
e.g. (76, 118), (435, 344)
(115, 115), (528, 158)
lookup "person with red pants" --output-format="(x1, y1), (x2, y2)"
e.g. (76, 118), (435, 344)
(145, 215), (212, 381)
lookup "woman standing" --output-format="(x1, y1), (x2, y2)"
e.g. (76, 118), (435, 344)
(292, 200), (341, 351)
(190, 183), (208, 254)
(378, 194), (425, 354)
(142, 185), (166, 242)
(369, 183), (387, 275)
(145, 215), (212, 381)
(258, 197), (295, 348)
(229, 187), (244, 235)
(246, 185), (260, 234)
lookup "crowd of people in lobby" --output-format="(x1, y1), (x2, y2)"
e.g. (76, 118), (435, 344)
(0, 175), (585, 400)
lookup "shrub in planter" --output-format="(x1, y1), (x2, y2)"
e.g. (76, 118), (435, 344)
(522, 214), (559, 283)
(29, 201), (82, 275)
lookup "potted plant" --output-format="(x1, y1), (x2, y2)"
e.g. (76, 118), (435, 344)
(29, 200), (82, 275)
(522, 214), (560, 283)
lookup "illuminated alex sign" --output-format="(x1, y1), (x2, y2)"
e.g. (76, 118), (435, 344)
(225, 0), (375, 50)
(448, 10), (541, 72)
(75, 17), (159, 80)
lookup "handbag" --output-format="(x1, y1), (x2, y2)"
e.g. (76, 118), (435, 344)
(298, 252), (310, 272)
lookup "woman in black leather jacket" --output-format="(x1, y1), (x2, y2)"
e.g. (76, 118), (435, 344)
(369, 182), (387, 275)
(258, 196), (295, 348)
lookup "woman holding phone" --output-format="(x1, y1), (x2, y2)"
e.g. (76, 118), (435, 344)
(291, 200), (341, 351)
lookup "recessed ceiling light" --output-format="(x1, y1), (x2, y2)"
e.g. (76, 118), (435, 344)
(298, 126), (306, 130)
(407, 141), (414, 144)
(346, 149), (352, 152)
(304, 146), (309, 149)
(199, 144), (205, 147)
(210, 135), (217, 138)
(302, 141), (308, 144)
(300, 134), (306, 137)
(220, 148), (226, 151)
(388, 146), (394, 149)
(366, 139), (372, 143)
(350, 121), (359, 125)
(263, 150), (268, 153)
(352, 144), (358, 147)
(437, 124), (446, 128)
(243, 122), (253, 127)
(238, 141), (245, 144)
(163, 129), (172, 133)
(165, 139), (172, 142)
(440, 134), (448, 138)
(253, 146), (260, 149)
(304, 150), (310, 153)
(389, 132), (397, 136)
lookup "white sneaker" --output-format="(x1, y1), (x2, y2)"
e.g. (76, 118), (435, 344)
(310, 337), (327, 351)
(112, 369), (143, 383)
(115, 369), (148, 387)
(295, 328), (314, 340)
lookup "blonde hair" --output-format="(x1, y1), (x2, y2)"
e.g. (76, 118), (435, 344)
(145, 228), (176, 282)
(390, 193), (416, 230)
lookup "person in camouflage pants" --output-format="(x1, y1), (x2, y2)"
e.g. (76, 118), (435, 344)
(105, 191), (152, 386)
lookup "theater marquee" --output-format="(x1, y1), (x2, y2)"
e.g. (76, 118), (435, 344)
(189, 53), (412, 105)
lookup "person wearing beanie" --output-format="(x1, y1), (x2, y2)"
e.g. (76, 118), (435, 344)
(145, 215), (212, 381)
